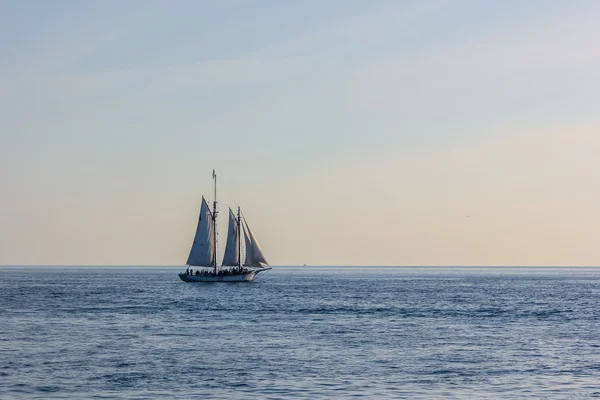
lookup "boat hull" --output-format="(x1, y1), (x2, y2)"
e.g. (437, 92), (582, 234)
(178, 271), (258, 282)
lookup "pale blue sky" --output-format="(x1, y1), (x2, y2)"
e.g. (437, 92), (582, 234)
(1, 1), (599, 265)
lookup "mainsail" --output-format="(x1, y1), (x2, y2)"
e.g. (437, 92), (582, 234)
(221, 208), (239, 266)
(242, 216), (269, 267)
(186, 196), (214, 266)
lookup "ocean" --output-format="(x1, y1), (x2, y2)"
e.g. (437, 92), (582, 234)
(1, 266), (599, 399)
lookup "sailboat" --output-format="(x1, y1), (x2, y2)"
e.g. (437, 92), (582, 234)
(178, 170), (271, 282)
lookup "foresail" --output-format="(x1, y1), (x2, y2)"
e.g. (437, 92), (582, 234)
(222, 208), (239, 266)
(186, 197), (214, 267)
(242, 216), (269, 267)
(245, 218), (269, 265)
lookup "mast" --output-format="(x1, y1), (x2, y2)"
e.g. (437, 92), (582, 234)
(212, 169), (218, 272)
(237, 206), (241, 268)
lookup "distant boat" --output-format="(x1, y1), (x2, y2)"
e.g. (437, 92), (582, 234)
(179, 170), (271, 282)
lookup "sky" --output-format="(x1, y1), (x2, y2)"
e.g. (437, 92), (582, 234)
(1, 0), (599, 266)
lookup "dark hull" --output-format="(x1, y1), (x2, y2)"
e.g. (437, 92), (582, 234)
(178, 271), (258, 282)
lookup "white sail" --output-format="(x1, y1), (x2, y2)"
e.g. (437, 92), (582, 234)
(186, 197), (214, 267)
(242, 217), (269, 267)
(245, 218), (269, 265)
(222, 208), (239, 266)
(242, 222), (254, 266)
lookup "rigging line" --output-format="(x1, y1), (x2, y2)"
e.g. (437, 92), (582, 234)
(218, 176), (240, 208)
(239, 212), (252, 241)
(223, 186), (239, 208)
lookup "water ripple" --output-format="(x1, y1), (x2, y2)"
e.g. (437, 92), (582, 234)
(1, 266), (600, 399)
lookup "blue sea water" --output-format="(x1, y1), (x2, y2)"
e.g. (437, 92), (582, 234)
(1, 266), (599, 399)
